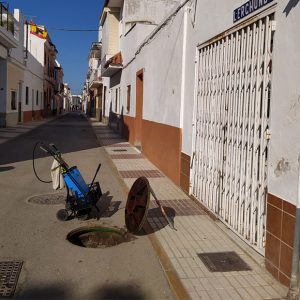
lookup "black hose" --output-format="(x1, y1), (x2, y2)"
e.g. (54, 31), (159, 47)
(32, 141), (52, 183)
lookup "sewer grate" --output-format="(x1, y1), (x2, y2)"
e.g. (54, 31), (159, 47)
(197, 251), (252, 272)
(112, 149), (127, 152)
(0, 261), (23, 297)
(106, 143), (131, 148)
(27, 193), (65, 205)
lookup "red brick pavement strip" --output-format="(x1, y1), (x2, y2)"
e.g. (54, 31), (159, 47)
(110, 154), (144, 159)
(119, 169), (164, 178)
(99, 139), (128, 146)
(148, 199), (206, 217)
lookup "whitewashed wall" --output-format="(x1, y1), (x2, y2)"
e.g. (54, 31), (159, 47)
(0, 59), (7, 113)
(120, 7), (185, 127)
(10, 9), (25, 66)
(101, 0), (300, 205)
(23, 30), (44, 113)
(120, 23), (155, 64)
(267, 1), (300, 204)
(124, 0), (180, 26)
(181, 0), (300, 205)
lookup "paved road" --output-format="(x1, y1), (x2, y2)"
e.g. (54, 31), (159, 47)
(0, 113), (174, 300)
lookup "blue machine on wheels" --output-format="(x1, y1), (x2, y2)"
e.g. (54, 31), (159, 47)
(33, 142), (102, 221)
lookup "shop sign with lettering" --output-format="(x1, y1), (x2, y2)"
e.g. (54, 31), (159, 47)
(233, 0), (273, 22)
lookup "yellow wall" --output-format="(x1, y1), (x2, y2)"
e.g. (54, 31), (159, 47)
(109, 11), (120, 55)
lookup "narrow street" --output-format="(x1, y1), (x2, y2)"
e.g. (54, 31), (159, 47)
(0, 113), (174, 300)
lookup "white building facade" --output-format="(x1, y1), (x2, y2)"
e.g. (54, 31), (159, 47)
(95, 0), (300, 287)
(22, 21), (44, 122)
(0, 7), (26, 126)
(63, 83), (72, 112)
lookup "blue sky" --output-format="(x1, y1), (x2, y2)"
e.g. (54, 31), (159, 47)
(7, 0), (104, 94)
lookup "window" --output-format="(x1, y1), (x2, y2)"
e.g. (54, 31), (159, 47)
(32, 89), (34, 106)
(25, 86), (29, 105)
(126, 85), (131, 113)
(103, 86), (106, 117)
(118, 87), (121, 114)
(36, 90), (39, 105)
(11, 91), (17, 110)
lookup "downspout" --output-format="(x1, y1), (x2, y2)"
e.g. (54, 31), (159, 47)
(288, 156), (300, 300)
(180, 5), (189, 129)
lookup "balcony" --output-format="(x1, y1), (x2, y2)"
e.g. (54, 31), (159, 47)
(89, 75), (102, 89)
(101, 51), (123, 77)
(0, 3), (17, 49)
(89, 42), (102, 59)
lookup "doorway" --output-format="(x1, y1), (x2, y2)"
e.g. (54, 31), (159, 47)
(190, 13), (275, 254)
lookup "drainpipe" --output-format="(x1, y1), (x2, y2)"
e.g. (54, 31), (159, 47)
(179, 5), (189, 129)
(287, 156), (300, 300)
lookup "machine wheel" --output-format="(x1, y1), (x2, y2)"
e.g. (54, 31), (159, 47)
(56, 209), (69, 221)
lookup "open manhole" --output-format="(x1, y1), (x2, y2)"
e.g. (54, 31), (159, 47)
(67, 226), (136, 248)
(67, 177), (151, 248)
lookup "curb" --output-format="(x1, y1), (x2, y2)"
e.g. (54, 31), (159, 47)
(87, 118), (191, 300)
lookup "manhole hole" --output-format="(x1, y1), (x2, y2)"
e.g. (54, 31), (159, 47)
(0, 261), (23, 297)
(197, 251), (252, 272)
(67, 226), (136, 248)
(112, 149), (127, 152)
(27, 193), (65, 205)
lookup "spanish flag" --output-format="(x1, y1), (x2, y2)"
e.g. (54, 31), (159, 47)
(30, 21), (48, 39)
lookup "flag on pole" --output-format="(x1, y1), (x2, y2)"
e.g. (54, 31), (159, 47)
(30, 20), (48, 39)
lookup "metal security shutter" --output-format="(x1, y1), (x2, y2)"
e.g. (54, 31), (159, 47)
(191, 13), (275, 254)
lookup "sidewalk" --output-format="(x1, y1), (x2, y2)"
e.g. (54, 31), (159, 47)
(90, 120), (288, 300)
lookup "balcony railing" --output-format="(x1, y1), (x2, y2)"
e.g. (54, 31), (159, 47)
(0, 3), (14, 34)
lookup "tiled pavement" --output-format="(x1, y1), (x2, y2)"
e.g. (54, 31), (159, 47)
(93, 120), (289, 300)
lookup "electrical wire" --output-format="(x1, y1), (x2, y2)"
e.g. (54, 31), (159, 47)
(48, 28), (99, 32)
(32, 141), (52, 183)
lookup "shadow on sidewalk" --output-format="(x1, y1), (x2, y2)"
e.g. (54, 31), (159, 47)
(137, 206), (176, 235)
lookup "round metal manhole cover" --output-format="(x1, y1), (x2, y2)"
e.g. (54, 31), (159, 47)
(125, 176), (150, 233)
(27, 193), (66, 205)
(67, 226), (136, 248)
